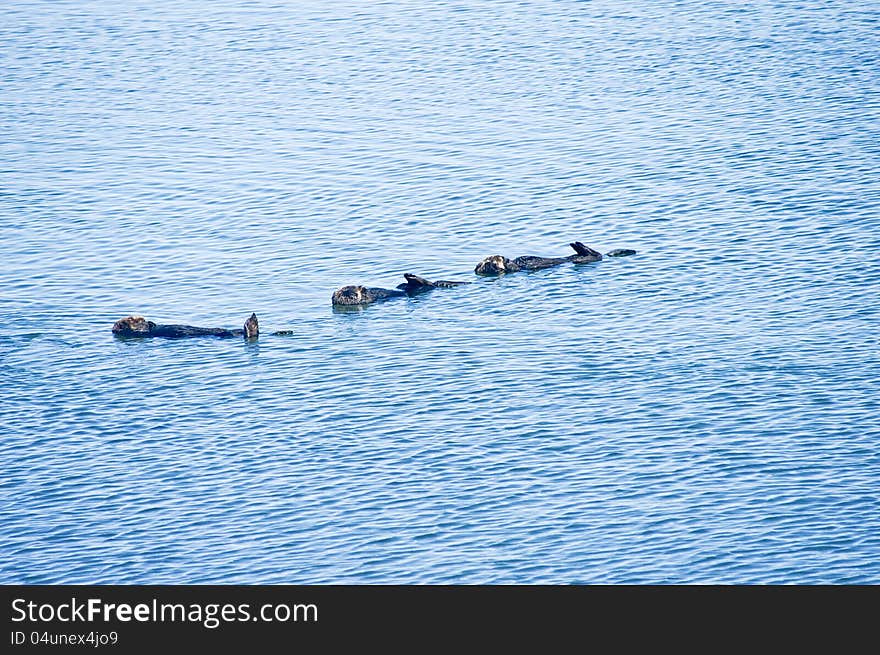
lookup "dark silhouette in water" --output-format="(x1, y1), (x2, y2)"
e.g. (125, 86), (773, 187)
(474, 241), (636, 275)
(112, 313), (261, 339)
(332, 273), (469, 306)
(113, 241), (637, 334)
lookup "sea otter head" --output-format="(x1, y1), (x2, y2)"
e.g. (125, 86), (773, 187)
(243, 313), (259, 339)
(474, 255), (514, 276)
(112, 316), (155, 336)
(332, 285), (370, 306)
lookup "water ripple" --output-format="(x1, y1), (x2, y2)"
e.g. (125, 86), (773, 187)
(1, 0), (879, 584)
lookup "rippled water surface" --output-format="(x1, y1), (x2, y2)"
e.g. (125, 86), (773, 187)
(2, 0), (879, 583)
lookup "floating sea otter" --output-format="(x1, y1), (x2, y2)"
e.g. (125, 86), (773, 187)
(332, 273), (469, 307)
(474, 242), (636, 275)
(112, 313), (266, 339)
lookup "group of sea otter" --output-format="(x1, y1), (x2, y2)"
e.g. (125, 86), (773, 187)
(111, 241), (636, 339)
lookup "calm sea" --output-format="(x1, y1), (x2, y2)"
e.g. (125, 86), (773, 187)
(1, 0), (878, 583)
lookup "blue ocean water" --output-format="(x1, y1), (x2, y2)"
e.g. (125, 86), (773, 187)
(1, 0), (878, 584)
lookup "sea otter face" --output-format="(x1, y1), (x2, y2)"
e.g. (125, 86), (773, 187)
(332, 285), (369, 306)
(474, 255), (511, 275)
(112, 316), (155, 335)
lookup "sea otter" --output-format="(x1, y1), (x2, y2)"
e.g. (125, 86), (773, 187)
(112, 313), (261, 339)
(332, 273), (469, 306)
(474, 242), (636, 275)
